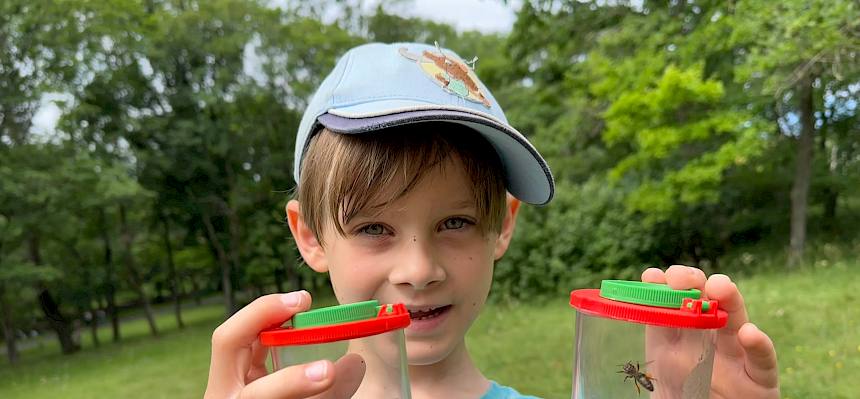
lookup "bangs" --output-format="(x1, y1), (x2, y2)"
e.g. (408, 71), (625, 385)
(297, 122), (506, 245)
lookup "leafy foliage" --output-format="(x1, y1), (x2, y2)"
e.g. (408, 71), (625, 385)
(0, 1), (858, 360)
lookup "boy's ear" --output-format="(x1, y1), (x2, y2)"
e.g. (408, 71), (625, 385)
(494, 194), (521, 261)
(285, 200), (329, 273)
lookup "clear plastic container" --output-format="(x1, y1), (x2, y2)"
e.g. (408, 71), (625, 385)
(260, 300), (411, 399)
(569, 281), (728, 399)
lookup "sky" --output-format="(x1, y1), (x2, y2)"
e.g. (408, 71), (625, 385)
(351, 0), (520, 33)
(30, 0), (521, 135)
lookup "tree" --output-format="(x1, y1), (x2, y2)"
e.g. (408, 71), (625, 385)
(59, 0), (361, 318)
(732, 0), (859, 265)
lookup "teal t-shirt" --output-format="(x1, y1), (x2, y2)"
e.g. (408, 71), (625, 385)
(480, 381), (541, 399)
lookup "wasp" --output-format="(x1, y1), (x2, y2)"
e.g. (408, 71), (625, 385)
(617, 361), (656, 395)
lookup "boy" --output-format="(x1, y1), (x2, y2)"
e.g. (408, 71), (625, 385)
(205, 43), (779, 399)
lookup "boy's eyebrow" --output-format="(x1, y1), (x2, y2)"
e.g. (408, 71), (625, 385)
(347, 207), (385, 222)
(447, 199), (477, 210)
(348, 198), (477, 221)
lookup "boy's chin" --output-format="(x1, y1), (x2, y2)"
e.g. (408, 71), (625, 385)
(405, 339), (459, 366)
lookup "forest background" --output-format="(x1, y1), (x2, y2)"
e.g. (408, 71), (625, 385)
(0, 0), (858, 397)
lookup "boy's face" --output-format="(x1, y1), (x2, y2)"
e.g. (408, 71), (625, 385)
(287, 156), (519, 366)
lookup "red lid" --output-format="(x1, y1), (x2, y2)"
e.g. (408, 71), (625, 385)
(260, 303), (411, 346)
(570, 289), (727, 329)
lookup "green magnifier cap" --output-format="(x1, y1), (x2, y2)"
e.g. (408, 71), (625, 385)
(600, 280), (707, 310)
(292, 300), (380, 329)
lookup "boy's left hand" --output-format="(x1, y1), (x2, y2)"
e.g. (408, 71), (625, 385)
(642, 265), (780, 399)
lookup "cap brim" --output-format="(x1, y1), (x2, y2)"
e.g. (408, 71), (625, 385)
(317, 109), (554, 205)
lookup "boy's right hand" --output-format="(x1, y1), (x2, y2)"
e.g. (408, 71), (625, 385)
(204, 291), (366, 399)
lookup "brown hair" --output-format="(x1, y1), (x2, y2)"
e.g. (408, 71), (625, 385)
(296, 122), (507, 245)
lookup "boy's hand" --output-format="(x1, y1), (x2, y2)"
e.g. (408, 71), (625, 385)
(204, 291), (366, 399)
(642, 266), (780, 399)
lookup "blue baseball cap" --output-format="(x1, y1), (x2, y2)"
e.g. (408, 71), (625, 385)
(294, 42), (554, 205)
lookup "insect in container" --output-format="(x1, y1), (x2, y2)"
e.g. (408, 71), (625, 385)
(617, 361), (656, 395)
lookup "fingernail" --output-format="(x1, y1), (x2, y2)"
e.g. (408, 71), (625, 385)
(281, 291), (303, 307)
(305, 360), (328, 381)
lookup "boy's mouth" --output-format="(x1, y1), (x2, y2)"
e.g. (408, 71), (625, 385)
(407, 305), (452, 321)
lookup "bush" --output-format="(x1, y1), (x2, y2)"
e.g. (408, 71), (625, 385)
(494, 179), (660, 301)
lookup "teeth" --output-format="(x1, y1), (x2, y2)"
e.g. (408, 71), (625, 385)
(408, 306), (439, 313)
(408, 305), (448, 320)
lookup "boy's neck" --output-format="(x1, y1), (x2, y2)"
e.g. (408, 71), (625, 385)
(407, 339), (490, 399)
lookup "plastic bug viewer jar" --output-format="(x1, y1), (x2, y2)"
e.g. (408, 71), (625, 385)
(260, 300), (411, 399)
(569, 280), (728, 399)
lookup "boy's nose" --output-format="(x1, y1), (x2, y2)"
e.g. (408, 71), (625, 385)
(387, 237), (446, 290)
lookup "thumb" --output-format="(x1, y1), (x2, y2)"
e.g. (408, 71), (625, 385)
(315, 353), (367, 399)
(238, 360), (335, 399)
(738, 323), (779, 389)
(237, 354), (367, 399)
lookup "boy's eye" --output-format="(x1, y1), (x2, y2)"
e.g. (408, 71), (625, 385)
(441, 217), (471, 230)
(359, 223), (388, 236)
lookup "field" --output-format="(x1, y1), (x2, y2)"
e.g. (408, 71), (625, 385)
(1, 262), (857, 398)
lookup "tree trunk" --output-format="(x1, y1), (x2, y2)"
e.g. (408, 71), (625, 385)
(227, 207), (242, 303)
(38, 289), (80, 354)
(270, 242), (285, 293)
(190, 277), (202, 306)
(823, 140), (839, 225)
(119, 204), (159, 336)
(158, 211), (184, 329)
(224, 163), (243, 310)
(29, 235), (80, 354)
(67, 243), (100, 348)
(200, 205), (236, 316)
(273, 265), (285, 293)
(99, 208), (121, 342)
(0, 285), (19, 365)
(818, 109), (839, 228)
(89, 305), (100, 348)
(789, 74), (816, 267)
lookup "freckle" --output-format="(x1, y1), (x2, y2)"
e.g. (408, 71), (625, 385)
(472, 302), (476, 307)
(468, 257), (473, 260)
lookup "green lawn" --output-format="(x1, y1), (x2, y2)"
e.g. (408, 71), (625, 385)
(0, 304), (221, 398)
(1, 262), (857, 398)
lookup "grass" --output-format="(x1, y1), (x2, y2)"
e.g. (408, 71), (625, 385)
(469, 299), (573, 398)
(740, 261), (860, 399)
(470, 261), (860, 398)
(0, 304), (221, 398)
(1, 262), (858, 398)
